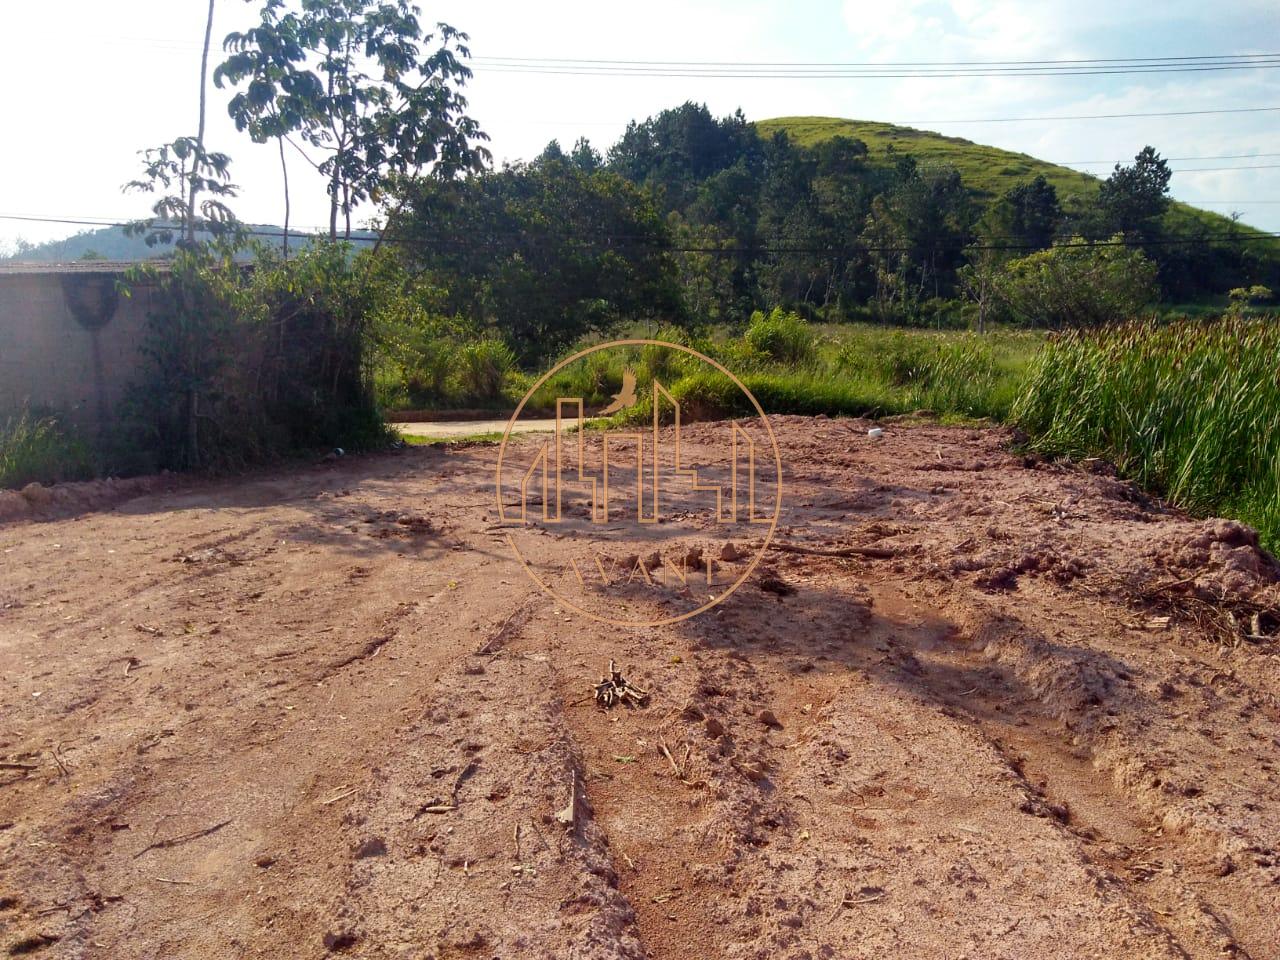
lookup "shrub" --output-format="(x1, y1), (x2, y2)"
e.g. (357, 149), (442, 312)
(120, 241), (394, 471)
(994, 237), (1158, 328)
(639, 325), (694, 384)
(744, 308), (817, 365)
(1226, 284), (1275, 318)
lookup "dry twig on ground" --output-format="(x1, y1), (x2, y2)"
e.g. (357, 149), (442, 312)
(594, 660), (648, 709)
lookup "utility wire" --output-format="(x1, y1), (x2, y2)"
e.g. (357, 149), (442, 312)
(474, 62), (1280, 80)
(1156, 164), (1280, 172)
(471, 52), (1280, 76)
(93, 38), (1280, 70)
(756, 105), (1280, 125)
(1, 213), (1276, 255)
(1059, 151), (1280, 165)
(476, 53), (1280, 68)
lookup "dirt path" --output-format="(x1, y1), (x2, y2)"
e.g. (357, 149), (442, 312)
(2, 416), (1278, 958)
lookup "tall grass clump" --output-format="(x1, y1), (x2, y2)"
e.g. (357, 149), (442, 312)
(1014, 317), (1280, 549)
(0, 409), (94, 489)
(457, 339), (517, 401)
(743, 308), (817, 366)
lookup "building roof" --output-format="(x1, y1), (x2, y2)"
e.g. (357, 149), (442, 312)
(0, 260), (167, 275)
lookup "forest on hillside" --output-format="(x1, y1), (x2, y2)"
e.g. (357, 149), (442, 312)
(387, 102), (1278, 358)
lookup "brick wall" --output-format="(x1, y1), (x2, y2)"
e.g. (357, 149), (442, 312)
(0, 270), (158, 432)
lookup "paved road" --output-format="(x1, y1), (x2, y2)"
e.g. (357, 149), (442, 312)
(392, 418), (560, 438)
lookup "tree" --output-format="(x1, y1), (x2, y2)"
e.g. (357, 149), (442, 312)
(390, 157), (682, 360)
(535, 139), (567, 164)
(124, 0), (240, 248)
(608, 103), (760, 212)
(0, 237), (37, 261)
(999, 175), (1061, 250)
(993, 237), (1158, 328)
(215, 0), (318, 255)
(218, 0), (490, 240)
(188, 0), (220, 245)
(957, 244), (1002, 333)
(755, 130), (825, 307)
(123, 138), (240, 248)
(570, 137), (602, 172)
(864, 160), (975, 317)
(1098, 146), (1171, 237)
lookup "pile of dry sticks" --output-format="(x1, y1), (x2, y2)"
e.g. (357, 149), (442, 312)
(594, 660), (648, 709)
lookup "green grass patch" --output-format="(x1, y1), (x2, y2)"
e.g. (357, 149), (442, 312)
(587, 319), (1041, 425)
(400, 430), (506, 446)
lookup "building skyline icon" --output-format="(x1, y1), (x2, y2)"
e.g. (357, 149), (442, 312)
(500, 380), (771, 527)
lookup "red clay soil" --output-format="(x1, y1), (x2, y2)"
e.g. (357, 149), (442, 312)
(2, 416), (1279, 959)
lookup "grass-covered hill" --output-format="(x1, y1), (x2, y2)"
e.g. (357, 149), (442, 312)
(0, 223), (377, 263)
(755, 116), (1265, 237)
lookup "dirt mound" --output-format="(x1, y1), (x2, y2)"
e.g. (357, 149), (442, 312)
(1151, 519), (1280, 599)
(0, 474), (175, 526)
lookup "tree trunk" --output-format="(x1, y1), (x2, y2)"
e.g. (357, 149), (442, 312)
(187, 0), (217, 246)
(278, 135), (290, 259)
(329, 170), (340, 240)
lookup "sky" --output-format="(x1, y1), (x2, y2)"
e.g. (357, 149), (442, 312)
(2, 0), (1278, 253)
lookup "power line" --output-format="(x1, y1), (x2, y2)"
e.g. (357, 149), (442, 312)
(758, 105), (1280, 126)
(476, 64), (1280, 80)
(478, 52), (1280, 68)
(1059, 151), (1280, 165)
(472, 52), (1280, 79)
(0, 213), (337, 234)
(2, 213), (1277, 256)
(97, 37), (1280, 70)
(1047, 163), (1280, 174)
(1168, 163), (1280, 172)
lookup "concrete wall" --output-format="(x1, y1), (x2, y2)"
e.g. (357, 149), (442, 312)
(0, 270), (158, 433)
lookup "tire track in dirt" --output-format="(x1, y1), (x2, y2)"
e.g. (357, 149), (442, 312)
(690, 571), (1196, 959)
(300, 603), (648, 959)
(0, 447), (525, 956)
(515, 617), (729, 959)
(883, 585), (1268, 958)
(524, 558), (1202, 959)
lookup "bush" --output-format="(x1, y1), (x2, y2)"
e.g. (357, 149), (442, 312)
(994, 237), (1158, 328)
(456, 339), (517, 401)
(639, 325), (694, 384)
(1226, 284), (1275, 318)
(0, 409), (94, 488)
(834, 331), (1013, 419)
(120, 241), (394, 471)
(744, 308), (817, 365)
(840, 332), (932, 386)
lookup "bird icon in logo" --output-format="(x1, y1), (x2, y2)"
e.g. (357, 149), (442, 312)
(598, 368), (637, 416)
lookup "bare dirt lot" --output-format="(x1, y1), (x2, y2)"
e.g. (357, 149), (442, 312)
(2, 416), (1279, 959)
